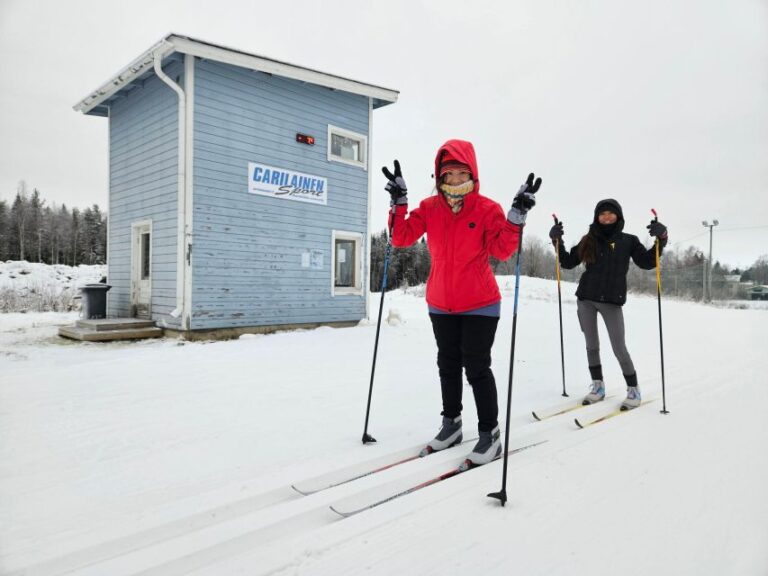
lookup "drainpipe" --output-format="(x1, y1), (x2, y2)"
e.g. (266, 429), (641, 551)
(153, 48), (191, 331)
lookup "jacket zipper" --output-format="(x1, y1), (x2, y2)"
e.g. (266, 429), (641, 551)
(447, 210), (456, 312)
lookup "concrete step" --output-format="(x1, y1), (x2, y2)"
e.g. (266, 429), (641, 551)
(58, 326), (164, 342)
(75, 318), (157, 331)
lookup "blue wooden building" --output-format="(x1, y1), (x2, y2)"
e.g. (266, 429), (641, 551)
(74, 34), (398, 337)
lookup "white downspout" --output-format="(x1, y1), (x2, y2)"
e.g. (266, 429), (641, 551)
(365, 97), (373, 321)
(153, 49), (190, 331)
(183, 55), (194, 333)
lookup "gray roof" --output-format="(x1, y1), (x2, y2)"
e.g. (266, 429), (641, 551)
(74, 33), (399, 116)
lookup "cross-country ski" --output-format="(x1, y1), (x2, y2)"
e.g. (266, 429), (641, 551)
(574, 399), (659, 428)
(291, 436), (478, 495)
(531, 395), (616, 421)
(330, 440), (548, 518)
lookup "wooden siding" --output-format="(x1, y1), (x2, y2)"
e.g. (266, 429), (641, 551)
(107, 61), (181, 326)
(192, 59), (369, 329)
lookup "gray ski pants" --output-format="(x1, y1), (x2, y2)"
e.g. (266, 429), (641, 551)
(576, 299), (636, 377)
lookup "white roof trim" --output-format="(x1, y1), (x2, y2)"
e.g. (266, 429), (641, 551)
(73, 39), (175, 113)
(74, 34), (399, 114)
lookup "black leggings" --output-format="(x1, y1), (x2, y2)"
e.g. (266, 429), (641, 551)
(429, 314), (500, 432)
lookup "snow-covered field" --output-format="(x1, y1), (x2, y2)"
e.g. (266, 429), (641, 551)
(1, 273), (767, 575)
(0, 261), (106, 313)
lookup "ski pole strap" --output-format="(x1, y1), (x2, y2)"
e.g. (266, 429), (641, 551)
(381, 242), (391, 291)
(655, 239), (662, 292)
(650, 209), (661, 292)
(552, 214), (561, 285)
(513, 227), (524, 314)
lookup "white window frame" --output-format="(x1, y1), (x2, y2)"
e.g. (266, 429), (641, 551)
(327, 124), (368, 170)
(331, 230), (364, 296)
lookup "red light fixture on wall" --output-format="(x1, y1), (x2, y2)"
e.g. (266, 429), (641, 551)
(296, 133), (315, 145)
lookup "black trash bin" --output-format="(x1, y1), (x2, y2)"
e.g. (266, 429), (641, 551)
(80, 284), (112, 319)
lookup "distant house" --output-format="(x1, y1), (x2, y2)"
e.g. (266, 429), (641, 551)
(74, 34), (398, 338)
(749, 285), (768, 301)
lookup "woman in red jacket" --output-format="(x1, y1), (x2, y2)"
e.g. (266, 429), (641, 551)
(382, 139), (540, 465)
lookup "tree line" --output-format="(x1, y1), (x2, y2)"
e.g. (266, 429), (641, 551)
(0, 181), (107, 265)
(370, 229), (768, 302)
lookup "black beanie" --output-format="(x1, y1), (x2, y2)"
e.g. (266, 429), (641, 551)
(594, 199), (624, 223)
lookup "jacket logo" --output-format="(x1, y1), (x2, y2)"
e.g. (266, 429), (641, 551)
(469, 222), (476, 229)
(609, 242), (616, 250)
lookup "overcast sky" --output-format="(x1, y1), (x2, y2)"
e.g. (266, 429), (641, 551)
(1, 0), (767, 268)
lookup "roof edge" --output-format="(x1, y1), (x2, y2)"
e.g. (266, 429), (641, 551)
(73, 36), (175, 114)
(74, 33), (399, 115)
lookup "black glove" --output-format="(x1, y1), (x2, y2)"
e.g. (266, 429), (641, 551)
(512, 172), (541, 212)
(508, 172), (541, 225)
(550, 220), (564, 242)
(382, 160), (408, 206)
(647, 220), (668, 240)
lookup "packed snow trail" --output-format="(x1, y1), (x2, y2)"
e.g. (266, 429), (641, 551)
(2, 276), (767, 575)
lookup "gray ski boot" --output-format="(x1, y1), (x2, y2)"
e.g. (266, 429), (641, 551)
(467, 425), (502, 466)
(620, 385), (642, 410)
(582, 379), (606, 405)
(420, 415), (463, 457)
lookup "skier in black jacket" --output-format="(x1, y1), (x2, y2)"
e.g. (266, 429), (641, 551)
(549, 199), (668, 409)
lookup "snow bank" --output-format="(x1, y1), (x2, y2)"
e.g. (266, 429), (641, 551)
(0, 261), (106, 312)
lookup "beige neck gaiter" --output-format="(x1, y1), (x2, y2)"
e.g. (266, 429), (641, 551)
(440, 180), (475, 214)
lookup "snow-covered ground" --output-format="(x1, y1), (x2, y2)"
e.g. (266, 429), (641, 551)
(1, 274), (766, 575)
(0, 261), (106, 313)
(0, 261), (105, 291)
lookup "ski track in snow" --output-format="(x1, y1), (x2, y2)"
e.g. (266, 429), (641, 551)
(1, 275), (767, 575)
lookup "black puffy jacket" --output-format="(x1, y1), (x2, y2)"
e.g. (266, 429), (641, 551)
(557, 199), (666, 306)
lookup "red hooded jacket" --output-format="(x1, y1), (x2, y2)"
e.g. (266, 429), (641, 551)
(391, 139), (521, 313)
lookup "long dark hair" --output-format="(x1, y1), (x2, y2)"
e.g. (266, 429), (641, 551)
(577, 232), (597, 264)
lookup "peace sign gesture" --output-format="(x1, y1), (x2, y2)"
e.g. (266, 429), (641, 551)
(513, 172), (542, 212)
(382, 160), (408, 206)
(507, 172), (542, 225)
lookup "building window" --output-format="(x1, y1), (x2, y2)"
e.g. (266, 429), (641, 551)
(328, 125), (367, 169)
(332, 231), (364, 296)
(335, 239), (356, 287)
(140, 232), (151, 279)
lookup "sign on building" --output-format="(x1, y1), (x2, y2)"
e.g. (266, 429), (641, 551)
(248, 162), (328, 205)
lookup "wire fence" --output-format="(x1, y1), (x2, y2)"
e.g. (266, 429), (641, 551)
(370, 231), (768, 302)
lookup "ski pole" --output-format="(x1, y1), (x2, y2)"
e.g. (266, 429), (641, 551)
(362, 206), (397, 443)
(488, 223), (525, 507)
(651, 209), (669, 415)
(553, 214), (568, 397)
(489, 172), (541, 506)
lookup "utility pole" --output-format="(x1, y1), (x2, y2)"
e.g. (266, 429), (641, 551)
(702, 220), (719, 302)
